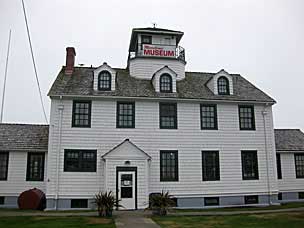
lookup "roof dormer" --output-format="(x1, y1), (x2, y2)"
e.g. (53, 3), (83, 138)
(152, 66), (177, 93)
(93, 62), (116, 91)
(207, 69), (234, 95)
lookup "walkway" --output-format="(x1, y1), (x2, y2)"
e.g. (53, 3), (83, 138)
(114, 210), (160, 228)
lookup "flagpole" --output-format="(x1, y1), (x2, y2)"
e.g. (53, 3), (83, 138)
(0, 29), (11, 123)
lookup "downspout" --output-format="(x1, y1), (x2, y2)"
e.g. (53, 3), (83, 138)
(262, 106), (272, 205)
(55, 100), (64, 210)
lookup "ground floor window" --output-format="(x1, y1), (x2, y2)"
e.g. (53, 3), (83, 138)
(26, 152), (45, 181)
(71, 199), (88, 208)
(0, 196), (4, 205)
(295, 153), (304, 178)
(202, 151), (220, 181)
(278, 193), (282, 200)
(299, 192), (304, 199)
(0, 152), (9, 181)
(241, 151), (259, 180)
(204, 197), (219, 206)
(244, 195), (259, 204)
(160, 150), (178, 181)
(64, 149), (97, 172)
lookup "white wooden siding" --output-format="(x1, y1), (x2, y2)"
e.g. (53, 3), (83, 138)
(0, 151), (47, 196)
(129, 58), (185, 80)
(46, 98), (278, 200)
(278, 152), (304, 192)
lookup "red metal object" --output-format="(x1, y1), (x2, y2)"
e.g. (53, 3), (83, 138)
(18, 188), (46, 210)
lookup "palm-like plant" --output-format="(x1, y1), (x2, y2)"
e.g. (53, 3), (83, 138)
(148, 191), (175, 216)
(94, 191), (121, 217)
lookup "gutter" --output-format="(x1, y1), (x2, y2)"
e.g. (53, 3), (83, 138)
(49, 94), (276, 105)
(55, 100), (64, 210)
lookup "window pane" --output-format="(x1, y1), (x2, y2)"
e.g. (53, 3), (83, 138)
(64, 150), (97, 172)
(295, 154), (304, 178)
(218, 77), (229, 95)
(202, 151), (220, 181)
(242, 151), (259, 180)
(201, 105), (217, 130)
(117, 102), (135, 128)
(160, 74), (172, 92)
(0, 152), (9, 180)
(277, 154), (282, 179)
(239, 106), (255, 130)
(98, 71), (111, 90)
(27, 153), (45, 181)
(160, 103), (177, 129)
(72, 101), (91, 127)
(160, 151), (178, 181)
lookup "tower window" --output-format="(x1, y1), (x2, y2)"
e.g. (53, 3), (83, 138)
(141, 35), (152, 44)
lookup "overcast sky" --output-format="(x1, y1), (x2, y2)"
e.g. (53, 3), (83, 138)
(0, 0), (303, 130)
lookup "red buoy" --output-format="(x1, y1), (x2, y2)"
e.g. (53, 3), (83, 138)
(18, 188), (46, 210)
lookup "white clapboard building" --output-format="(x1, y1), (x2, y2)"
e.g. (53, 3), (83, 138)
(0, 27), (304, 210)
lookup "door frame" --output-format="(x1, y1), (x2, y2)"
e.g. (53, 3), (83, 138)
(116, 166), (137, 210)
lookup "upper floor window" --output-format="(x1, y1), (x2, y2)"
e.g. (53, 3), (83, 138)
(160, 150), (178, 181)
(217, 76), (230, 95)
(98, 71), (111, 91)
(295, 153), (304, 178)
(160, 74), (173, 93)
(116, 102), (135, 128)
(159, 103), (177, 129)
(141, 35), (152, 44)
(26, 152), (45, 181)
(200, 104), (218, 130)
(72, 100), (92, 128)
(239, 105), (255, 130)
(64, 149), (97, 172)
(241, 150), (259, 180)
(0, 152), (9, 181)
(202, 151), (220, 181)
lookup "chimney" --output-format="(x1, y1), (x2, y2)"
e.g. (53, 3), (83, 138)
(65, 47), (76, 75)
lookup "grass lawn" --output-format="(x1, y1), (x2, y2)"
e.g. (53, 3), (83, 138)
(0, 216), (115, 228)
(171, 202), (304, 213)
(153, 212), (304, 228)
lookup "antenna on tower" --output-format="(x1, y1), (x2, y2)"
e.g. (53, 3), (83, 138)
(0, 29), (11, 123)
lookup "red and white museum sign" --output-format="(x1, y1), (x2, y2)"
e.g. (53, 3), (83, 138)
(142, 44), (175, 57)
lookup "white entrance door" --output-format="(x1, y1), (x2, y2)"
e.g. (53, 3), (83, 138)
(118, 171), (136, 210)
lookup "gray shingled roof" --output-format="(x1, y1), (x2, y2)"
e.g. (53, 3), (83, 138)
(0, 124), (49, 151)
(48, 67), (275, 103)
(275, 129), (304, 151)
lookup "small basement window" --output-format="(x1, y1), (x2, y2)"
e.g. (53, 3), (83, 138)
(244, 195), (259, 204)
(299, 192), (304, 199)
(204, 197), (219, 206)
(71, 199), (88, 208)
(0, 196), (4, 205)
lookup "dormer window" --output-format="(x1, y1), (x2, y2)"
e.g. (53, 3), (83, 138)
(98, 71), (111, 91)
(217, 76), (230, 95)
(160, 74), (172, 93)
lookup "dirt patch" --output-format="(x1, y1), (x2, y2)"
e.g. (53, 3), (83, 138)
(86, 217), (112, 224)
(250, 212), (304, 219)
(32, 217), (54, 221)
